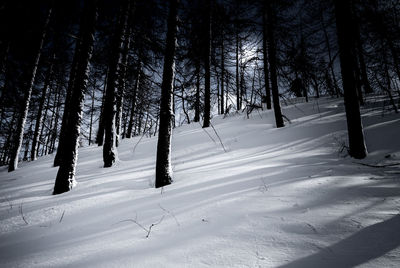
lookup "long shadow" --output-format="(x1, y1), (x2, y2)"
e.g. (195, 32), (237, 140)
(278, 214), (400, 268)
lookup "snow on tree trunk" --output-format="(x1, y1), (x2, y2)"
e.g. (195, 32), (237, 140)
(53, 0), (97, 195)
(8, 8), (52, 172)
(334, 0), (367, 159)
(265, 0), (284, 128)
(116, 27), (131, 147)
(103, 0), (130, 167)
(54, 24), (81, 166)
(155, 0), (178, 188)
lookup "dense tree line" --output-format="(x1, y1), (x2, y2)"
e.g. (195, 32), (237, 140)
(0, 0), (399, 193)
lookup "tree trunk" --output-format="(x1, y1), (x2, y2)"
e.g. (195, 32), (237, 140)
(8, 8), (52, 172)
(126, 63), (140, 138)
(96, 68), (108, 146)
(265, 0), (284, 128)
(235, 31), (241, 110)
(220, 36), (225, 114)
(262, 5), (272, 109)
(53, 0), (97, 194)
(31, 55), (54, 161)
(155, 0), (178, 188)
(194, 62), (200, 122)
(103, 0), (130, 167)
(116, 25), (131, 147)
(334, 0), (367, 159)
(203, 0), (211, 128)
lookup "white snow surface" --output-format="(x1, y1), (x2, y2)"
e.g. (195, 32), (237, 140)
(1, 96), (400, 267)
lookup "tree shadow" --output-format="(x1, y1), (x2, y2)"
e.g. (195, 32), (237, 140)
(278, 214), (400, 268)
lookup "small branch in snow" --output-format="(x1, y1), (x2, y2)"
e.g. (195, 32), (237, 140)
(158, 204), (180, 226)
(113, 213), (166, 238)
(209, 122), (227, 153)
(353, 162), (400, 168)
(59, 210), (65, 223)
(198, 122), (216, 144)
(19, 203), (28, 225)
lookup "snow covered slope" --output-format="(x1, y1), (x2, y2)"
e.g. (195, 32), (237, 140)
(1, 96), (399, 267)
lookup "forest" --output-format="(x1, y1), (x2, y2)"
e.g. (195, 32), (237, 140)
(0, 0), (400, 267)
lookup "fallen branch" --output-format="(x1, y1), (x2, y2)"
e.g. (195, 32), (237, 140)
(113, 213), (165, 238)
(59, 210), (65, 223)
(159, 204), (180, 226)
(209, 122), (227, 153)
(19, 203), (28, 225)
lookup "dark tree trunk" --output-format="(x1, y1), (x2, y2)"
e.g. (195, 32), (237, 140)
(95, 69), (108, 146)
(8, 8), (52, 172)
(262, 4), (272, 110)
(194, 62), (200, 122)
(54, 14), (83, 166)
(334, 0), (367, 159)
(126, 63), (140, 138)
(235, 31), (241, 110)
(31, 55), (54, 161)
(88, 86), (95, 145)
(265, 0), (284, 128)
(203, 0), (211, 128)
(53, 0), (97, 194)
(103, 0), (130, 167)
(155, 0), (178, 188)
(220, 36), (225, 115)
(49, 82), (62, 154)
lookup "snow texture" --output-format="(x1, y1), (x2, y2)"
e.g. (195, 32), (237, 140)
(1, 96), (399, 267)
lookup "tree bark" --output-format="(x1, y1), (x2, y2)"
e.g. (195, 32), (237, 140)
(155, 0), (178, 188)
(203, 0), (211, 128)
(265, 0), (284, 128)
(262, 4), (272, 109)
(334, 0), (367, 159)
(53, 0), (97, 194)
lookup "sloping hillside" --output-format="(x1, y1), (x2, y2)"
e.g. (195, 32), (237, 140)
(1, 96), (399, 267)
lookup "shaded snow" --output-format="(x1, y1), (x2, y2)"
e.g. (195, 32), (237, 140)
(1, 96), (400, 267)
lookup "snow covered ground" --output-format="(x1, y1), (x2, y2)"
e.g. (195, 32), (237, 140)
(1, 96), (399, 267)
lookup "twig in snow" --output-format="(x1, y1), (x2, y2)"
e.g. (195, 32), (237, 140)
(353, 162), (400, 168)
(209, 121), (227, 153)
(158, 204), (180, 226)
(19, 203), (28, 225)
(113, 213), (166, 238)
(198, 122), (216, 144)
(59, 210), (65, 223)
(132, 132), (147, 154)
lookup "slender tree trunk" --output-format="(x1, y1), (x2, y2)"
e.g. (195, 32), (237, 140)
(194, 62), (200, 122)
(265, 0), (284, 128)
(334, 0), (367, 159)
(155, 0), (178, 188)
(53, 0), (97, 194)
(8, 8), (52, 172)
(220, 36), (225, 115)
(262, 5), (272, 109)
(126, 63), (140, 138)
(235, 31), (240, 110)
(203, 0), (211, 128)
(116, 24), (131, 147)
(96, 68), (108, 145)
(89, 86), (95, 145)
(31, 55), (54, 161)
(50, 82), (62, 154)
